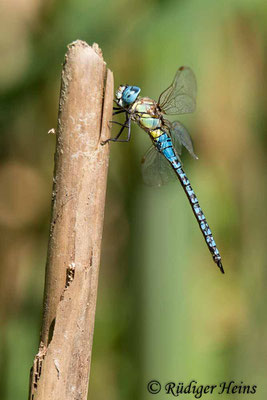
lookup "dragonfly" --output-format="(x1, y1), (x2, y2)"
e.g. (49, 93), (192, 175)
(102, 66), (224, 274)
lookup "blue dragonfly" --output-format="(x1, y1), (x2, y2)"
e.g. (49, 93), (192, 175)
(103, 66), (224, 273)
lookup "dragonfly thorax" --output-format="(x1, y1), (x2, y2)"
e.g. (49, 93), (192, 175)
(115, 85), (141, 107)
(131, 97), (159, 115)
(130, 97), (163, 134)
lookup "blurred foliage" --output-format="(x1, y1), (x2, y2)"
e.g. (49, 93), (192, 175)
(0, 0), (267, 399)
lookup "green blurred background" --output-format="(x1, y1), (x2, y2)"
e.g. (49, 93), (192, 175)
(0, 0), (267, 399)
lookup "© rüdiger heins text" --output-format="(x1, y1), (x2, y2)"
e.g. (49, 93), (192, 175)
(165, 380), (257, 398)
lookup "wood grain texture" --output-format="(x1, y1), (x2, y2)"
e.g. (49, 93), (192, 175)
(29, 40), (113, 400)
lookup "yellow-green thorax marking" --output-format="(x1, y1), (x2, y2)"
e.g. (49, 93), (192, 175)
(130, 97), (164, 140)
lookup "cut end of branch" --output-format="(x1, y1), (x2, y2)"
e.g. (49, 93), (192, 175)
(67, 40), (104, 60)
(92, 42), (103, 58)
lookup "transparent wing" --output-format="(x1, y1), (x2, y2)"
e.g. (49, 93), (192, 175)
(169, 121), (198, 159)
(158, 66), (197, 115)
(141, 145), (177, 186)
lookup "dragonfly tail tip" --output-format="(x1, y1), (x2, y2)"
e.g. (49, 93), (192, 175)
(217, 260), (225, 274)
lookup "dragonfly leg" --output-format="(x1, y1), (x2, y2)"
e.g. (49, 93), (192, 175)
(101, 117), (131, 145)
(113, 109), (125, 116)
(115, 118), (131, 142)
(109, 120), (128, 127)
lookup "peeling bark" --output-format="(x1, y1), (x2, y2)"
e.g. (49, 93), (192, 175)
(29, 40), (113, 400)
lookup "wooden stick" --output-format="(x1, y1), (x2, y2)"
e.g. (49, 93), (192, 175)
(29, 40), (113, 400)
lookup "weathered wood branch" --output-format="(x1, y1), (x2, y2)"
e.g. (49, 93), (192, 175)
(29, 40), (113, 400)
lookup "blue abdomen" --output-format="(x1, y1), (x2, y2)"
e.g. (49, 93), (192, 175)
(154, 131), (223, 272)
(154, 132), (181, 168)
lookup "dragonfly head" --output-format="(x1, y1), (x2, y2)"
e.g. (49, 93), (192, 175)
(115, 85), (141, 107)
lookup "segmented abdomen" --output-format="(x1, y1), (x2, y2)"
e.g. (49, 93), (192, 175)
(154, 131), (224, 273)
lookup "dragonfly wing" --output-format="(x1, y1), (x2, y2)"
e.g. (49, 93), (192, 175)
(169, 121), (198, 159)
(141, 145), (176, 186)
(158, 66), (197, 115)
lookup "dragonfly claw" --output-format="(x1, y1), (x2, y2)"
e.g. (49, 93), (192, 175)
(101, 139), (109, 146)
